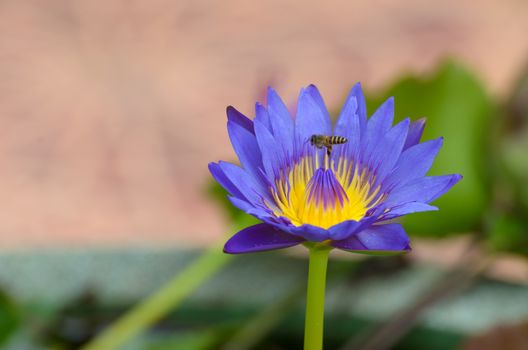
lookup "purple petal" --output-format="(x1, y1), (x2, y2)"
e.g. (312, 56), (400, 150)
(228, 197), (278, 221)
(331, 223), (411, 253)
(255, 102), (272, 132)
(267, 87), (295, 159)
(254, 119), (285, 180)
(350, 82), (368, 132)
(227, 196), (254, 212)
(224, 223), (304, 254)
(384, 174), (463, 207)
(403, 118), (426, 151)
(334, 91), (360, 162)
(267, 87), (291, 121)
(305, 85), (331, 124)
(366, 118), (410, 186)
(379, 202), (438, 221)
(209, 162), (245, 200)
(328, 220), (360, 241)
(366, 97), (394, 141)
(226, 106), (254, 134)
(218, 161), (272, 206)
(227, 120), (264, 184)
(306, 168), (347, 209)
(384, 137), (443, 191)
(246, 207), (278, 222)
(287, 223), (330, 242)
(295, 85), (332, 146)
(328, 216), (377, 241)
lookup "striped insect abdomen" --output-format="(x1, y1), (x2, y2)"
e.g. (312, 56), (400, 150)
(329, 136), (348, 145)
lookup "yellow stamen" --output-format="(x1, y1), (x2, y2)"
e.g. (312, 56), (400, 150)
(270, 155), (381, 229)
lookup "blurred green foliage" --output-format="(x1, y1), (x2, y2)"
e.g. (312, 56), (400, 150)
(488, 214), (528, 256)
(487, 67), (528, 256)
(501, 131), (528, 212)
(143, 329), (225, 350)
(366, 60), (495, 236)
(0, 288), (19, 346)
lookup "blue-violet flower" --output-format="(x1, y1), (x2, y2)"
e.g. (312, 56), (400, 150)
(209, 84), (461, 254)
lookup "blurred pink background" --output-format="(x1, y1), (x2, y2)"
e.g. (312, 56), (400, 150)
(1, 0), (528, 248)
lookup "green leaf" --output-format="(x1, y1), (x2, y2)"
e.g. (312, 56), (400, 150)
(488, 214), (528, 256)
(0, 289), (19, 346)
(501, 115), (528, 213)
(366, 60), (495, 236)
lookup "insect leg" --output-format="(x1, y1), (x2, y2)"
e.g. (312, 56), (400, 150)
(326, 144), (332, 156)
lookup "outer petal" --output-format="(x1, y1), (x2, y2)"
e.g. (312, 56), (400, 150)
(367, 118), (410, 186)
(305, 85), (331, 124)
(287, 223), (330, 242)
(334, 91), (360, 162)
(383, 137), (443, 191)
(384, 174), (463, 207)
(295, 85), (332, 146)
(255, 102), (272, 132)
(218, 161), (271, 205)
(327, 216), (377, 241)
(331, 223), (411, 253)
(208, 162), (245, 200)
(379, 202), (438, 221)
(227, 120), (264, 184)
(267, 87), (295, 157)
(366, 97), (394, 142)
(227, 196), (279, 218)
(254, 119), (286, 180)
(226, 106), (254, 134)
(328, 220), (360, 241)
(227, 195), (253, 212)
(224, 223), (304, 254)
(403, 118), (426, 151)
(267, 87), (291, 122)
(349, 82), (367, 132)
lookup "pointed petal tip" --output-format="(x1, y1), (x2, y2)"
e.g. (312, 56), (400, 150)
(413, 118), (427, 131)
(226, 105), (243, 119)
(266, 86), (280, 101)
(207, 161), (217, 171)
(223, 242), (245, 254)
(304, 84), (326, 101)
(226, 106), (254, 133)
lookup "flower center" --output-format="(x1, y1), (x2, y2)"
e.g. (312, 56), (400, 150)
(270, 155), (380, 229)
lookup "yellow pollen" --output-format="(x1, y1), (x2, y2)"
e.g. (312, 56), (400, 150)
(269, 155), (381, 229)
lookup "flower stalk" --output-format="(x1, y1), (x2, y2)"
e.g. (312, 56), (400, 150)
(304, 243), (332, 350)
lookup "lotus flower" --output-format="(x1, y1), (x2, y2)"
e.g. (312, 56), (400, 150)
(209, 84), (461, 254)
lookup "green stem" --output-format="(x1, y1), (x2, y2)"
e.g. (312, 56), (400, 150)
(81, 242), (232, 350)
(82, 217), (256, 350)
(303, 244), (332, 350)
